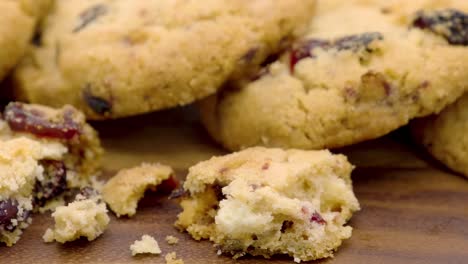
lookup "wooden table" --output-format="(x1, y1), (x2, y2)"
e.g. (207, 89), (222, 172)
(2, 107), (468, 264)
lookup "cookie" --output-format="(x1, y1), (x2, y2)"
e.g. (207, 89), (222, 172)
(0, 0), (50, 82)
(130, 235), (161, 256)
(175, 147), (360, 262)
(0, 102), (102, 246)
(13, 0), (316, 119)
(411, 93), (468, 178)
(199, 0), (468, 151)
(102, 163), (177, 217)
(43, 188), (109, 243)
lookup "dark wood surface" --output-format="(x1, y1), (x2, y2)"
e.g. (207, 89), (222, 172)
(2, 107), (468, 264)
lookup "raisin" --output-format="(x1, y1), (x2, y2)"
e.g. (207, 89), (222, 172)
(73, 4), (108, 33)
(280, 220), (294, 233)
(212, 184), (226, 201)
(334, 32), (384, 51)
(289, 32), (383, 71)
(4, 102), (81, 140)
(0, 200), (19, 231)
(83, 89), (112, 116)
(310, 211), (327, 225)
(33, 160), (67, 207)
(413, 9), (468, 46)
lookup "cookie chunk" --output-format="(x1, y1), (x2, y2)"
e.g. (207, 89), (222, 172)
(165, 235), (179, 245)
(175, 147), (360, 262)
(13, 0), (316, 119)
(43, 189), (109, 243)
(0, 0), (51, 82)
(0, 102), (102, 246)
(102, 163), (177, 217)
(411, 93), (468, 178)
(165, 252), (184, 264)
(199, 0), (468, 151)
(130, 234), (161, 256)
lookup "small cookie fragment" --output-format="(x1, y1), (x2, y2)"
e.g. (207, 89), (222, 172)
(130, 235), (161, 256)
(165, 252), (184, 264)
(43, 191), (109, 243)
(165, 235), (179, 245)
(102, 163), (177, 217)
(176, 147), (360, 262)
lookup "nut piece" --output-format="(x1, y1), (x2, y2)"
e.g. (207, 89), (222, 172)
(130, 234), (161, 256)
(102, 163), (177, 217)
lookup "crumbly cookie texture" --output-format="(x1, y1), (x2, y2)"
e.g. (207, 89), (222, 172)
(165, 235), (179, 245)
(43, 190), (109, 243)
(14, 0), (316, 119)
(130, 234), (161, 256)
(200, 0), (468, 151)
(411, 93), (468, 178)
(0, 102), (103, 246)
(165, 252), (184, 264)
(176, 147), (360, 262)
(0, 0), (51, 82)
(102, 163), (176, 217)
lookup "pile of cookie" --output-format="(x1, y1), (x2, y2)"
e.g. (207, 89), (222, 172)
(1, 0), (467, 262)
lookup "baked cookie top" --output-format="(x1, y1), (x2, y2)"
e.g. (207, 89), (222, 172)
(200, 0), (468, 151)
(0, 0), (50, 81)
(176, 147), (359, 261)
(14, 0), (316, 119)
(411, 93), (468, 178)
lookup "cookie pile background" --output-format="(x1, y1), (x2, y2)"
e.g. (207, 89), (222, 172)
(0, 0), (467, 263)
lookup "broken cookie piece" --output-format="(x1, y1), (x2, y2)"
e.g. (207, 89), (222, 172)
(130, 234), (161, 256)
(165, 235), (179, 245)
(102, 163), (178, 217)
(0, 102), (103, 246)
(176, 147), (360, 262)
(43, 189), (109, 243)
(165, 252), (184, 264)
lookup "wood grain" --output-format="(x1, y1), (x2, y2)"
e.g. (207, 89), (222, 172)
(1, 107), (467, 264)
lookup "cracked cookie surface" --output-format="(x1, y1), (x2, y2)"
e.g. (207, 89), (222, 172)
(13, 0), (316, 119)
(176, 147), (359, 262)
(200, 0), (468, 151)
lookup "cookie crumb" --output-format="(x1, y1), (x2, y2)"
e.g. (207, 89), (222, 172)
(130, 235), (161, 256)
(165, 252), (184, 264)
(43, 193), (109, 243)
(165, 235), (179, 245)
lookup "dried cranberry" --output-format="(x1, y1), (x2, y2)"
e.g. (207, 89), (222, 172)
(413, 9), (468, 46)
(0, 199), (19, 231)
(83, 89), (112, 116)
(290, 39), (329, 72)
(33, 160), (67, 207)
(4, 102), (81, 140)
(290, 32), (383, 72)
(158, 175), (180, 194)
(73, 4), (108, 33)
(310, 211), (326, 225)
